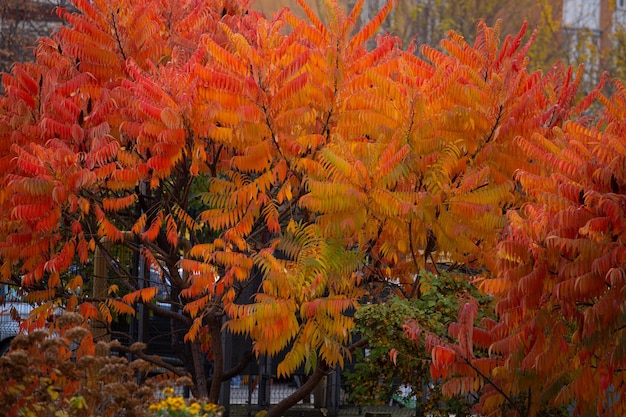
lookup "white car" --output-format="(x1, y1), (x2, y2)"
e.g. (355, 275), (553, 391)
(0, 284), (32, 355)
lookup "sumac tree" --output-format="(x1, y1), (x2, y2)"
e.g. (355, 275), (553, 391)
(406, 67), (626, 417)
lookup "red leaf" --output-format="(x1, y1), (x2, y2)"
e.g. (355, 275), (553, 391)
(389, 348), (399, 365)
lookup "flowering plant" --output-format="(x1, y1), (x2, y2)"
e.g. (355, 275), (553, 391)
(149, 387), (222, 417)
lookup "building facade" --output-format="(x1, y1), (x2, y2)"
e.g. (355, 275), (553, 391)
(0, 0), (66, 71)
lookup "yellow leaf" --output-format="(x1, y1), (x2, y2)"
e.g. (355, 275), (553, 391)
(184, 317), (203, 342)
(47, 384), (60, 401)
(78, 197), (90, 214)
(397, 239), (409, 253)
(285, 183), (293, 201)
(287, 219), (297, 234)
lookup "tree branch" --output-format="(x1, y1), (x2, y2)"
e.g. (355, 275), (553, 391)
(111, 11), (127, 61)
(265, 360), (331, 417)
(109, 341), (188, 377)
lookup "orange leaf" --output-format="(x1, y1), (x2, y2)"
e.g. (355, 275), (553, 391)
(121, 287), (158, 304)
(78, 302), (99, 321)
(107, 299), (136, 316)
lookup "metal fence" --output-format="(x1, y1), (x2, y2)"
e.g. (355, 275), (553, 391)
(219, 367), (348, 417)
(218, 363), (420, 417)
(218, 330), (359, 417)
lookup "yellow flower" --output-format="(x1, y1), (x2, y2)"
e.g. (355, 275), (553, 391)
(203, 403), (218, 412)
(188, 402), (201, 415)
(163, 387), (175, 397)
(165, 396), (185, 410)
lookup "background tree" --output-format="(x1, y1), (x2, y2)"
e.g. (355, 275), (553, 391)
(607, 15), (626, 84)
(346, 0), (621, 91)
(256, 0), (561, 59)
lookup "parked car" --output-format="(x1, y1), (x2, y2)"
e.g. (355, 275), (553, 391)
(0, 281), (187, 370)
(0, 284), (32, 355)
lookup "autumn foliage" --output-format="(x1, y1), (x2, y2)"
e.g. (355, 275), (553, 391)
(0, 0), (624, 414)
(402, 52), (626, 417)
(477, 79), (626, 416)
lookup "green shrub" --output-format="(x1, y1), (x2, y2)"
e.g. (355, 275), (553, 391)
(345, 271), (492, 414)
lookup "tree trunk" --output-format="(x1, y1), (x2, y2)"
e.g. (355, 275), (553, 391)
(208, 315), (224, 404)
(223, 349), (254, 379)
(265, 361), (330, 417)
(191, 339), (209, 398)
